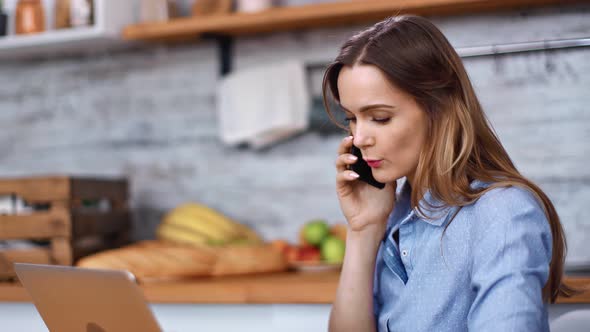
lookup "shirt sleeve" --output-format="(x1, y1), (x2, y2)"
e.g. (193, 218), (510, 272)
(468, 186), (552, 332)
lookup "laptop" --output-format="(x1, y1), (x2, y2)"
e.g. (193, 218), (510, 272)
(14, 263), (163, 332)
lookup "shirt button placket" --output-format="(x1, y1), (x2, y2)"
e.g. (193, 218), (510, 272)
(398, 211), (413, 262)
(400, 219), (415, 271)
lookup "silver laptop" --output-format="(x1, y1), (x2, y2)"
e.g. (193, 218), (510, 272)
(14, 263), (163, 332)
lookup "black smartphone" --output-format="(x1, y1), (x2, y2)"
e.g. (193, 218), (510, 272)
(349, 144), (386, 189)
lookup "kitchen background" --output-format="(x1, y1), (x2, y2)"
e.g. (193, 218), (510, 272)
(0, 0), (589, 268)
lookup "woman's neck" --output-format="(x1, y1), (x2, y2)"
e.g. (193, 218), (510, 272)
(405, 168), (417, 189)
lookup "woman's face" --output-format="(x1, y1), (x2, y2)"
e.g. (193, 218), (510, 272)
(336, 64), (429, 186)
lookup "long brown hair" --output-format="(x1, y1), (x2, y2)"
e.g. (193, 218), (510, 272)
(322, 15), (577, 303)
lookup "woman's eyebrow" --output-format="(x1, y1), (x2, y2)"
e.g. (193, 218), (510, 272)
(340, 104), (395, 113)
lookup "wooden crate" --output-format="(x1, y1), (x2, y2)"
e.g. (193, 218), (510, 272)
(0, 176), (131, 281)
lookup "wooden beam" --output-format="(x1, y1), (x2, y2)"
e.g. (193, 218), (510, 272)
(0, 248), (52, 280)
(0, 211), (71, 240)
(0, 176), (70, 203)
(123, 0), (584, 42)
(0, 176), (128, 204)
(71, 178), (128, 202)
(71, 211), (131, 238)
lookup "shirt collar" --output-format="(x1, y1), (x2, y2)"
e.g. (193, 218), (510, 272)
(398, 178), (489, 227)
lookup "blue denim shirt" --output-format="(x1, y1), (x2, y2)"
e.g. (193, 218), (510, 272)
(374, 179), (552, 332)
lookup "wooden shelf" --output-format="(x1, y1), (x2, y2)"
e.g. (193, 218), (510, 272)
(123, 0), (580, 42)
(1, 270), (589, 304)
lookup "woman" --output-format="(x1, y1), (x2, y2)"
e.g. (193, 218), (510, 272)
(322, 15), (576, 332)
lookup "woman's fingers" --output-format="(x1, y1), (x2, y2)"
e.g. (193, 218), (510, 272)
(336, 135), (357, 172)
(337, 135), (354, 155)
(335, 152), (359, 172)
(336, 169), (359, 183)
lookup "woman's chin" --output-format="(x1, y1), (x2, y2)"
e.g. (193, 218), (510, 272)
(373, 172), (398, 184)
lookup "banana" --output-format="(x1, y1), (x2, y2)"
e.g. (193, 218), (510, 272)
(178, 203), (243, 238)
(159, 203), (265, 247)
(156, 223), (209, 247)
(185, 204), (265, 244)
(161, 203), (242, 244)
(163, 212), (233, 243)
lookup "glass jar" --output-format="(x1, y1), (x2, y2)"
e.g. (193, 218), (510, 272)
(70, 0), (93, 27)
(15, 0), (45, 35)
(54, 0), (71, 29)
(236, 0), (274, 13)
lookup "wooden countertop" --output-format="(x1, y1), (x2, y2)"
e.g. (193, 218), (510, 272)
(1, 271), (589, 304)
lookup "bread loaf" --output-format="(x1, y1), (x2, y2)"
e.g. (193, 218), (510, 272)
(211, 244), (288, 277)
(76, 240), (287, 280)
(76, 241), (217, 280)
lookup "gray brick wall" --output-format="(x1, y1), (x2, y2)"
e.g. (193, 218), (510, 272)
(0, 3), (588, 266)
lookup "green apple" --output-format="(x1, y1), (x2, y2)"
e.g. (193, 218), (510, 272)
(303, 220), (330, 246)
(321, 235), (345, 264)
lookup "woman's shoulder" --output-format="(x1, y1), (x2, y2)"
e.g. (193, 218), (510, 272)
(465, 181), (550, 238)
(472, 182), (541, 211)
(464, 181), (553, 274)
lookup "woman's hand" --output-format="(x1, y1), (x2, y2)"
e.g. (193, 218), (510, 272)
(335, 136), (397, 234)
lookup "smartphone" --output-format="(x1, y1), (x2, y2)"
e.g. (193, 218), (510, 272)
(349, 144), (386, 189)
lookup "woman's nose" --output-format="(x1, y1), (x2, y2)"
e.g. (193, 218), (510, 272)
(352, 128), (375, 148)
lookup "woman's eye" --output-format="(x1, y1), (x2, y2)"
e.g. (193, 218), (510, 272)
(344, 117), (356, 123)
(373, 118), (391, 123)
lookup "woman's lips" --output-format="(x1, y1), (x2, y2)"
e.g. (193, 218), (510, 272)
(365, 159), (383, 168)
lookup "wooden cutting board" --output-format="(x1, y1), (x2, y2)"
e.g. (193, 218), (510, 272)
(141, 270), (340, 304)
(0, 270), (340, 303)
(2, 271), (589, 304)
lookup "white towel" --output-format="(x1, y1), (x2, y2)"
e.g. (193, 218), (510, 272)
(217, 60), (310, 149)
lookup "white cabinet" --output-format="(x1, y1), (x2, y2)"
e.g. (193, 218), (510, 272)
(0, 0), (138, 59)
(0, 302), (588, 332)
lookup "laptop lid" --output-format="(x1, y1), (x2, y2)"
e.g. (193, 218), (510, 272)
(14, 263), (162, 332)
